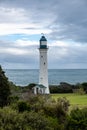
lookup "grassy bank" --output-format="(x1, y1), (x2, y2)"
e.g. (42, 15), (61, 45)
(51, 93), (87, 109)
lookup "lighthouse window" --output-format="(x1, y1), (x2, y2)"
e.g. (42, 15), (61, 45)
(41, 56), (43, 58)
(44, 62), (45, 65)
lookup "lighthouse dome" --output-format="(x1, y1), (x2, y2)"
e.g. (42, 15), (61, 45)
(40, 36), (47, 41)
(39, 35), (48, 49)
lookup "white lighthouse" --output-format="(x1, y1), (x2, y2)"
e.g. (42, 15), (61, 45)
(38, 35), (50, 94)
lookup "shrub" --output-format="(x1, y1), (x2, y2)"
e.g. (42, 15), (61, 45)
(0, 95), (71, 130)
(50, 83), (73, 94)
(9, 95), (19, 104)
(22, 111), (56, 130)
(57, 97), (70, 112)
(66, 108), (87, 130)
(43, 104), (57, 118)
(0, 106), (63, 130)
(17, 100), (30, 112)
(43, 97), (69, 126)
(77, 88), (85, 95)
(0, 107), (32, 130)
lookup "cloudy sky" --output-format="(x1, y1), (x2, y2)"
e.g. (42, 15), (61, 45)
(0, 0), (87, 69)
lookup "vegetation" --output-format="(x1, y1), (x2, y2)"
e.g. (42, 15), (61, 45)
(50, 82), (87, 94)
(0, 65), (87, 130)
(52, 93), (87, 108)
(66, 108), (87, 130)
(0, 66), (11, 107)
(0, 93), (87, 130)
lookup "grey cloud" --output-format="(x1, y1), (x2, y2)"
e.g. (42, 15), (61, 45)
(0, 0), (87, 68)
(1, 54), (38, 63)
(48, 43), (87, 69)
(48, 0), (87, 42)
(0, 0), (56, 25)
(1, 0), (87, 43)
(1, 39), (87, 69)
(0, 40), (13, 47)
(0, 40), (38, 66)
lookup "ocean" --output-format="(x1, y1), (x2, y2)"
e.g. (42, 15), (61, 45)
(5, 69), (87, 86)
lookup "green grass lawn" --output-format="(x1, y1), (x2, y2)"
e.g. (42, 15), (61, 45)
(51, 93), (87, 109)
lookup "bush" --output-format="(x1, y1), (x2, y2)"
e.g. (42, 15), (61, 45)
(43, 97), (69, 125)
(66, 108), (87, 130)
(9, 95), (19, 104)
(22, 111), (53, 130)
(50, 83), (73, 94)
(0, 107), (32, 130)
(0, 95), (79, 130)
(43, 103), (57, 118)
(57, 97), (70, 112)
(17, 100), (30, 112)
(0, 107), (53, 130)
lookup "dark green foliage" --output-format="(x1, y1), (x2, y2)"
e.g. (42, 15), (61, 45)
(43, 97), (69, 126)
(9, 95), (19, 104)
(0, 65), (11, 107)
(66, 108), (87, 130)
(56, 97), (70, 123)
(22, 111), (54, 130)
(28, 95), (51, 112)
(0, 107), (59, 130)
(81, 82), (87, 93)
(72, 82), (87, 94)
(50, 83), (73, 94)
(50, 86), (61, 93)
(17, 100), (30, 112)
(57, 97), (70, 112)
(9, 81), (22, 93)
(22, 83), (36, 91)
(0, 67), (87, 130)
(47, 117), (64, 130)
(0, 92), (87, 130)
(50, 86), (72, 93)
(50, 82), (87, 94)
(27, 83), (36, 89)
(43, 103), (57, 117)
(0, 107), (32, 130)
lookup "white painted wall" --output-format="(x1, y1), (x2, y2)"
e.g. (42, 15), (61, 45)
(39, 48), (50, 94)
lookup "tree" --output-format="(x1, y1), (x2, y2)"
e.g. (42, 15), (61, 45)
(0, 65), (11, 107)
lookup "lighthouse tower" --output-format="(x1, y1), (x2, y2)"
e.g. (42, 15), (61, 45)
(39, 35), (50, 94)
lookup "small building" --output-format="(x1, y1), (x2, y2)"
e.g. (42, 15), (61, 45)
(33, 84), (46, 94)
